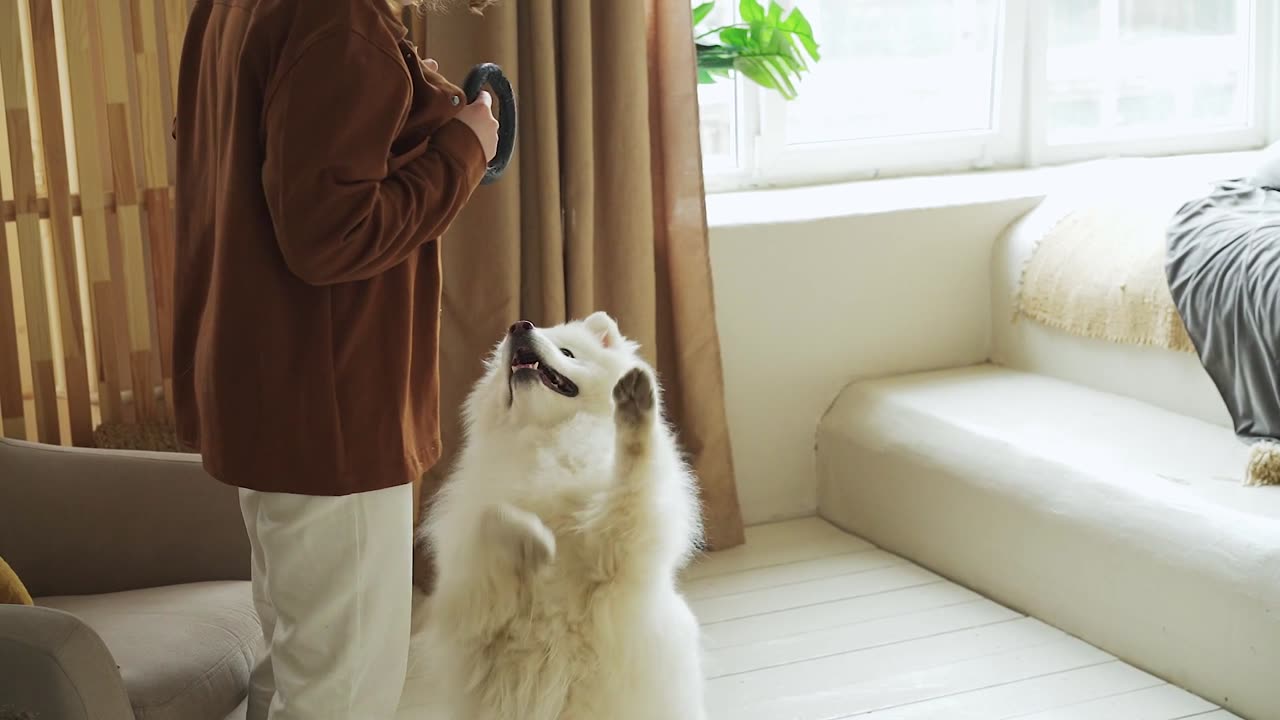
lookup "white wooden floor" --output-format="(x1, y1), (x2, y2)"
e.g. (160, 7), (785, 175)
(684, 518), (1239, 720)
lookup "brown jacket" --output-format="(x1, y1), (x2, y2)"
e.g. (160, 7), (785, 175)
(173, 0), (487, 495)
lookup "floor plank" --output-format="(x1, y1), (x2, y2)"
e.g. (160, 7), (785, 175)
(852, 661), (1163, 719)
(691, 564), (940, 624)
(716, 636), (1113, 719)
(706, 599), (1021, 677)
(684, 548), (903, 600)
(685, 517), (873, 580)
(683, 518), (1240, 720)
(1009, 684), (1219, 720)
(699, 581), (982, 649)
(709, 618), (1075, 708)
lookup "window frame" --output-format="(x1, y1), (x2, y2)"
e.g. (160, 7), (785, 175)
(703, 0), (1280, 193)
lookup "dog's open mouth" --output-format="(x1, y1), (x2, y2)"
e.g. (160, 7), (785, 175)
(510, 347), (579, 397)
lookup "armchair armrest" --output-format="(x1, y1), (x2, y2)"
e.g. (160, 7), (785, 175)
(0, 604), (134, 720)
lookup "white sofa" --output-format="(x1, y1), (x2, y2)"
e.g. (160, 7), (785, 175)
(815, 160), (1280, 720)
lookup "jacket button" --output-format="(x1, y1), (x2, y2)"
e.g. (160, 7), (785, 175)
(451, 95), (461, 106)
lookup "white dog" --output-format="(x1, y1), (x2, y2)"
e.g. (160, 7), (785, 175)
(406, 312), (707, 720)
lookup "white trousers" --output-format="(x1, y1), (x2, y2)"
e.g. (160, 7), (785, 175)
(238, 484), (413, 720)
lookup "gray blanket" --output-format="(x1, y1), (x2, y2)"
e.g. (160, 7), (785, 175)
(1166, 178), (1280, 442)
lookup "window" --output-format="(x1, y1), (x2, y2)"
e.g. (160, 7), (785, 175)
(701, 0), (1275, 190)
(783, 0), (1002, 143)
(697, 1), (744, 174)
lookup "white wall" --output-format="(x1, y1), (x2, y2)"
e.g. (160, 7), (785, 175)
(709, 197), (1041, 524)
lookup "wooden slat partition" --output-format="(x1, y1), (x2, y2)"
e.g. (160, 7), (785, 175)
(102, 1), (161, 422)
(0, 0), (188, 445)
(28, 0), (94, 446)
(0, 54), (23, 439)
(1, 0), (60, 444)
(0, 216), (24, 438)
(127, 0), (176, 421)
(64, 0), (132, 426)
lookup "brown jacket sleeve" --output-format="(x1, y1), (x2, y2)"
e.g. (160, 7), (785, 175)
(262, 29), (486, 286)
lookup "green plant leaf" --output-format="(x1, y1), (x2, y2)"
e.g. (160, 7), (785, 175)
(692, 1), (716, 28)
(756, 21), (775, 49)
(735, 57), (778, 90)
(695, 0), (819, 101)
(767, 0), (783, 25)
(780, 7), (820, 60)
(739, 0), (765, 23)
(698, 57), (739, 70)
(719, 27), (751, 48)
(736, 55), (798, 99)
(696, 45), (738, 70)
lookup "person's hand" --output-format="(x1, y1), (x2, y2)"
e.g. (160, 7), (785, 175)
(456, 90), (498, 162)
(423, 58), (439, 73)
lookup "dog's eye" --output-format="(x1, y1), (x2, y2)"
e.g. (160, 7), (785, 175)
(560, 348), (575, 359)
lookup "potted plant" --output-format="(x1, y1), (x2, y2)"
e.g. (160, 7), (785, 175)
(693, 0), (820, 100)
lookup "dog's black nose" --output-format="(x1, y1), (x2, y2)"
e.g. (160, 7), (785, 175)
(509, 320), (534, 336)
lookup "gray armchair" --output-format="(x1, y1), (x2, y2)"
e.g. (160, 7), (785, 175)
(0, 438), (257, 720)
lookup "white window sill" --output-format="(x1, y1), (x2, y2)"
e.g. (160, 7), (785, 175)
(705, 151), (1265, 230)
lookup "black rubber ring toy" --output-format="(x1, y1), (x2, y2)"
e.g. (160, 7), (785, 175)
(461, 63), (516, 185)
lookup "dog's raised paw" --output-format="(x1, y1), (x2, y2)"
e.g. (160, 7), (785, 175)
(613, 367), (655, 426)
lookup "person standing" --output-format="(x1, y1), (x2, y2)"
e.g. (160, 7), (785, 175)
(171, 0), (499, 717)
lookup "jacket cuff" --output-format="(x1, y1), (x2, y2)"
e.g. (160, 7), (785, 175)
(432, 118), (489, 190)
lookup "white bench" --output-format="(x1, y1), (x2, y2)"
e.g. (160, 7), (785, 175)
(817, 362), (1280, 720)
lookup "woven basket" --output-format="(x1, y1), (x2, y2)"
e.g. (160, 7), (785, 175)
(92, 421), (184, 453)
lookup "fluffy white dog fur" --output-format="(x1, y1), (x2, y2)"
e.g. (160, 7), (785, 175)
(407, 312), (707, 720)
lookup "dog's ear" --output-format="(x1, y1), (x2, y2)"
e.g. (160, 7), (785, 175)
(584, 311), (622, 349)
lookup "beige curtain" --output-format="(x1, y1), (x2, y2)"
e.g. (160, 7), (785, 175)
(407, 0), (744, 580)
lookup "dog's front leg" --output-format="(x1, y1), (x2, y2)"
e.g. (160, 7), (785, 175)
(480, 502), (557, 578)
(427, 502), (554, 636)
(576, 366), (668, 582)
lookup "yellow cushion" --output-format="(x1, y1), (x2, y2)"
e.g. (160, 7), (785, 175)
(0, 555), (32, 605)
